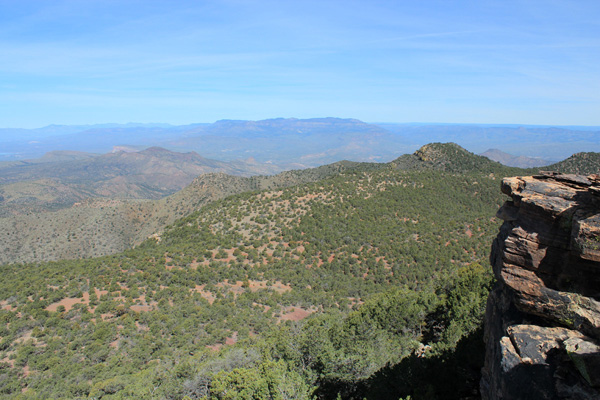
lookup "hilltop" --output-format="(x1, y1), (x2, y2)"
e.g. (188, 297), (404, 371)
(544, 151), (600, 175)
(379, 123), (600, 162)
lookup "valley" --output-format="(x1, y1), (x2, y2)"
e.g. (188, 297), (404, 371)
(0, 146), (282, 217)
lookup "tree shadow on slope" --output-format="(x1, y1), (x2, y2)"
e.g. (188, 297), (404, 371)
(315, 326), (485, 400)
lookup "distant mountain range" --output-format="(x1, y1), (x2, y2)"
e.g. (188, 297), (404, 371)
(0, 119), (400, 167)
(2, 118), (599, 167)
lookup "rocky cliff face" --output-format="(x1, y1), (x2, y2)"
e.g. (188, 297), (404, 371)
(482, 172), (600, 399)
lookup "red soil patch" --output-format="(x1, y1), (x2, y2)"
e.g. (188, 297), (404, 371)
(269, 281), (291, 293)
(295, 193), (321, 202)
(46, 296), (86, 312)
(218, 281), (245, 297)
(211, 248), (237, 262)
(248, 280), (291, 293)
(0, 300), (16, 312)
(135, 321), (150, 331)
(130, 304), (153, 312)
(191, 280), (291, 304)
(253, 302), (272, 312)
(261, 191), (283, 199)
(347, 297), (364, 308)
(225, 332), (238, 345)
(206, 332), (238, 352)
(279, 306), (312, 322)
(206, 343), (223, 352)
(129, 294), (155, 312)
(1, 355), (14, 368)
(248, 281), (267, 291)
(191, 285), (216, 304)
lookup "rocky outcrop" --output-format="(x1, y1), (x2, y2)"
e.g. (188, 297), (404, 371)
(482, 172), (600, 399)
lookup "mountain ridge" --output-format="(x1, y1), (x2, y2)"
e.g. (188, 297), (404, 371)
(1, 143), (599, 266)
(0, 156), (381, 264)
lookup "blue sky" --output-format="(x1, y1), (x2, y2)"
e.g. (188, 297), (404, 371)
(0, 0), (599, 128)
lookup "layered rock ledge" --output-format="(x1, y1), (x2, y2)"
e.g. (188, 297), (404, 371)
(482, 172), (600, 399)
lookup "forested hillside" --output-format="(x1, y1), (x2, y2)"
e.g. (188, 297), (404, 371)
(0, 160), (375, 264)
(0, 144), (597, 399)
(3, 143), (597, 265)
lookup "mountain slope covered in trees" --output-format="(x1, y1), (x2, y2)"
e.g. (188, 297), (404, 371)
(2, 143), (598, 264)
(544, 151), (600, 175)
(0, 160), (377, 264)
(0, 144), (599, 398)
(0, 144), (509, 398)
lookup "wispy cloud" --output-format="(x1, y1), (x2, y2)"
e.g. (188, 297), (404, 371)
(0, 0), (599, 127)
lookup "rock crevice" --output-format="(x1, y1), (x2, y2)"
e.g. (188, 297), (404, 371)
(482, 172), (600, 399)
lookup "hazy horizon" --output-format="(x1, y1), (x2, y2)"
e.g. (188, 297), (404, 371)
(2, 118), (599, 164)
(3, 118), (600, 131)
